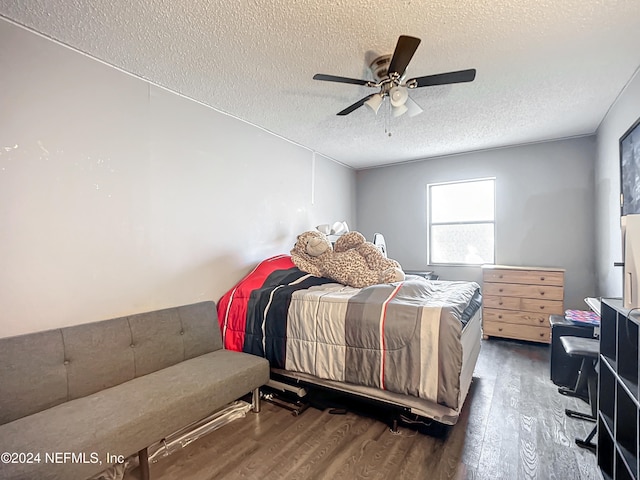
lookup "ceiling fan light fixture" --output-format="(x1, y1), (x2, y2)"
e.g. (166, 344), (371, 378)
(389, 86), (408, 107)
(392, 104), (408, 117)
(405, 97), (423, 117)
(364, 94), (383, 114)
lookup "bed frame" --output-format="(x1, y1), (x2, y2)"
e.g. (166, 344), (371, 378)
(269, 308), (483, 427)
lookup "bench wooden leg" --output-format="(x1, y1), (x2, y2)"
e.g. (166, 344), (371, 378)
(252, 387), (261, 413)
(138, 447), (150, 480)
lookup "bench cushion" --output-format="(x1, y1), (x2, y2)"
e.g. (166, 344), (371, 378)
(0, 349), (269, 480)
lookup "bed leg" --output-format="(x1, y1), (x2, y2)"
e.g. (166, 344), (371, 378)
(252, 387), (261, 413)
(138, 447), (150, 480)
(390, 417), (399, 434)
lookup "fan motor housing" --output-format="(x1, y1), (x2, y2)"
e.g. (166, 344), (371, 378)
(369, 54), (392, 82)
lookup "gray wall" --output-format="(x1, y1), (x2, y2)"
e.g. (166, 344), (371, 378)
(356, 137), (597, 310)
(595, 68), (640, 298)
(0, 19), (355, 338)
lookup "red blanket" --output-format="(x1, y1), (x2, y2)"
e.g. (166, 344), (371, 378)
(217, 255), (295, 351)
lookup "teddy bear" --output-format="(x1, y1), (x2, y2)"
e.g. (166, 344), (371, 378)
(290, 230), (405, 288)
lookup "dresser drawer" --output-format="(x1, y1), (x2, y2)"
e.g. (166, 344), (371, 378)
(521, 298), (563, 315)
(484, 295), (563, 315)
(483, 282), (564, 301)
(483, 308), (549, 328)
(483, 320), (550, 343)
(483, 268), (564, 286)
(483, 295), (521, 310)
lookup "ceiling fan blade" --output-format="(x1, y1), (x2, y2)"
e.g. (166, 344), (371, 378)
(313, 73), (371, 86)
(337, 94), (375, 116)
(387, 35), (421, 78)
(408, 69), (477, 88)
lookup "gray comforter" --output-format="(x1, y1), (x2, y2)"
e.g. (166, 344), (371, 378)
(278, 277), (480, 409)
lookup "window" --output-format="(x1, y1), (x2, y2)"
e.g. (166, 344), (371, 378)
(427, 178), (495, 265)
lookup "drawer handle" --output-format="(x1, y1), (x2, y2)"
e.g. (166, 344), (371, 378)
(539, 333), (544, 337)
(498, 275), (503, 279)
(540, 291), (545, 296)
(539, 318), (544, 323)
(539, 306), (545, 310)
(540, 277), (545, 281)
(498, 328), (503, 332)
(498, 315), (503, 319)
(499, 302), (503, 306)
(499, 288), (503, 292)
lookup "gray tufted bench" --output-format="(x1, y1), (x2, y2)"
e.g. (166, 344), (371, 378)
(0, 301), (269, 480)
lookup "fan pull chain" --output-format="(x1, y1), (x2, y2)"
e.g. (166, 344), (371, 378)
(385, 99), (392, 137)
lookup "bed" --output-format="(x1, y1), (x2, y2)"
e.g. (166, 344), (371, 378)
(218, 254), (482, 426)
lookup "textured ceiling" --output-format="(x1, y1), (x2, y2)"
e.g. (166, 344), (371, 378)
(2, 1), (640, 169)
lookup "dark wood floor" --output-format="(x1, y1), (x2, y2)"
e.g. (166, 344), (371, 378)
(125, 339), (600, 480)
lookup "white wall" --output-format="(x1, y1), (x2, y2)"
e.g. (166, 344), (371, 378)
(0, 19), (355, 338)
(595, 69), (640, 298)
(356, 137), (596, 310)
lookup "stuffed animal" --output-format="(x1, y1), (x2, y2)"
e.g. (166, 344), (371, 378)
(290, 230), (405, 288)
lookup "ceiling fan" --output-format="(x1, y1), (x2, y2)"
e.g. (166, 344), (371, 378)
(313, 35), (476, 117)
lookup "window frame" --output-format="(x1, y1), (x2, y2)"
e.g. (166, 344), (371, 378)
(427, 177), (496, 266)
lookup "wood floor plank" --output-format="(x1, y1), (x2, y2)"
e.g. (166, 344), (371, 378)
(476, 350), (521, 480)
(224, 406), (327, 479)
(396, 432), (439, 480)
(274, 411), (363, 480)
(363, 428), (417, 480)
(459, 379), (492, 470)
(124, 338), (600, 480)
(308, 416), (387, 480)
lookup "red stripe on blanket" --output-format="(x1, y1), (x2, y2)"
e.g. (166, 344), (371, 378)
(380, 282), (404, 390)
(217, 255), (294, 351)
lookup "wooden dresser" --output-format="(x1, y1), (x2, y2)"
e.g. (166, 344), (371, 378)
(482, 265), (565, 344)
